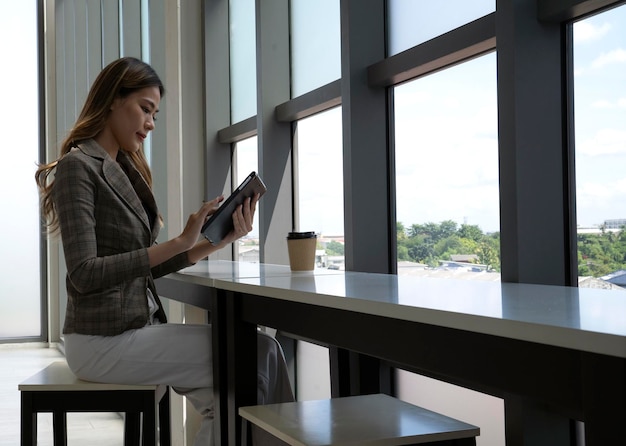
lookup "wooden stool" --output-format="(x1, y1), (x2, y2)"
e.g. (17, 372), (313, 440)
(239, 393), (479, 445)
(19, 361), (170, 446)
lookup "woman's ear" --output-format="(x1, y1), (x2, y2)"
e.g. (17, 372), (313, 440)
(110, 96), (122, 111)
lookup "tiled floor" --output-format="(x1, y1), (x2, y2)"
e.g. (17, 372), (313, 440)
(0, 343), (124, 446)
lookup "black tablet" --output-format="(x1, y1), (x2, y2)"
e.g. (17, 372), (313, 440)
(201, 171), (267, 245)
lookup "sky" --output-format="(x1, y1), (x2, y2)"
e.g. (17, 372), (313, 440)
(393, 53), (499, 233)
(295, 2), (626, 236)
(573, 5), (626, 227)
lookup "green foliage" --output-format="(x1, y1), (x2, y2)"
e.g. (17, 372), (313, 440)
(397, 220), (626, 278)
(577, 230), (626, 277)
(325, 240), (345, 256)
(398, 220), (502, 271)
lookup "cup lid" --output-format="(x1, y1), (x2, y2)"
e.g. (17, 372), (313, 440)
(287, 231), (317, 239)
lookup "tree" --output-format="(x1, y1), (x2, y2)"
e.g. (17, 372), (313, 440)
(397, 220), (503, 272)
(325, 240), (345, 256)
(458, 224), (484, 242)
(397, 221), (407, 241)
(397, 245), (410, 261)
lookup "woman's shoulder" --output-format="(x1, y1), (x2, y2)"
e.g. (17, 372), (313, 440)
(55, 146), (107, 187)
(58, 141), (105, 169)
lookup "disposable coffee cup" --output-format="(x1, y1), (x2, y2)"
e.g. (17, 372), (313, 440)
(287, 231), (317, 271)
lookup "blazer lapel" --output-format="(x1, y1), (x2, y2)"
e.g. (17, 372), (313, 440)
(80, 140), (153, 233)
(117, 152), (160, 236)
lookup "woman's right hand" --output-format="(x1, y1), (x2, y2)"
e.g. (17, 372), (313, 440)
(178, 196), (224, 250)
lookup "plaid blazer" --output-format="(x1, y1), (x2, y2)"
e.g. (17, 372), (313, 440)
(52, 139), (192, 336)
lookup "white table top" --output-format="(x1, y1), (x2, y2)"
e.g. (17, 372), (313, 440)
(174, 260), (343, 283)
(166, 261), (626, 359)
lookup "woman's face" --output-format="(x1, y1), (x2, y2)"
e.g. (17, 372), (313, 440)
(104, 86), (161, 155)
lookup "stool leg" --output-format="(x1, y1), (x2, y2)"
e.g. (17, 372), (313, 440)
(52, 411), (67, 446)
(20, 392), (36, 446)
(142, 393), (156, 446)
(158, 388), (171, 446)
(241, 418), (249, 446)
(125, 412), (141, 446)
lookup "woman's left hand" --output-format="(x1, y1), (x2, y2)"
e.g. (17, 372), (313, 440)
(219, 193), (260, 246)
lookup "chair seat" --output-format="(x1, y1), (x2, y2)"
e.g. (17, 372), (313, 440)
(239, 393), (479, 446)
(18, 361), (162, 392)
(19, 361), (170, 446)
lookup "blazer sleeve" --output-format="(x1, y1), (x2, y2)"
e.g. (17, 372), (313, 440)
(53, 154), (152, 294)
(151, 251), (193, 279)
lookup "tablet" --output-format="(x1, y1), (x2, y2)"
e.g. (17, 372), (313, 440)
(201, 171), (267, 245)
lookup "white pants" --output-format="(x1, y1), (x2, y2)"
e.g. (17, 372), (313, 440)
(65, 324), (293, 446)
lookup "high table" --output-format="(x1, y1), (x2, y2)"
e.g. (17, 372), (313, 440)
(155, 261), (343, 444)
(156, 260), (626, 446)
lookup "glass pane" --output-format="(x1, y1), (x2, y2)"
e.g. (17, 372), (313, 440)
(295, 107), (344, 270)
(290, 0), (341, 97)
(574, 5), (626, 284)
(394, 53), (500, 280)
(235, 136), (260, 263)
(230, 0), (257, 123)
(0, 0), (41, 338)
(387, 0), (495, 56)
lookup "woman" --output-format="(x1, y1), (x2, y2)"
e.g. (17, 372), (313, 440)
(35, 57), (292, 445)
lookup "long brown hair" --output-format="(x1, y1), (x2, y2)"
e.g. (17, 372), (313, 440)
(35, 57), (165, 232)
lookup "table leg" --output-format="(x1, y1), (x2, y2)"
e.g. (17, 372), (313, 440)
(504, 397), (574, 446)
(226, 291), (258, 446)
(212, 287), (229, 446)
(329, 347), (392, 397)
(582, 352), (626, 445)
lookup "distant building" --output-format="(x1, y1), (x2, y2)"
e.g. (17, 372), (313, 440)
(450, 254), (479, 263)
(438, 260), (488, 272)
(579, 276), (626, 290)
(577, 218), (626, 234)
(238, 246), (259, 263)
(600, 270), (626, 289)
(604, 219), (626, 230)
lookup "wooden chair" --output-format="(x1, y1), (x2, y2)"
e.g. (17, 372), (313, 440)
(19, 361), (170, 446)
(239, 393), (479, 445)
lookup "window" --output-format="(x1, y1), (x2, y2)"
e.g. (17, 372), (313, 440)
(229, 0), (257, 123)
(234, 136), (260, 263)
(294, 107), (344, 269)
(289, 0), (341, 97)
(573, 4), (626, 282)
(393, 53), (500, 279)
(0, 0), (41, 339)
(386, 0), (495, 56)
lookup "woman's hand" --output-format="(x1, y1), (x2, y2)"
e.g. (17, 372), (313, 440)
(217, 193), (260, 247)
(178, 196), (224, 250)
(180, 193), (260, 264)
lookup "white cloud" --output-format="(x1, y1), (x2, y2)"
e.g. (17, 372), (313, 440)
(591, 98), (626, 109)
(578, 128), (626, 156)
(574, 21), (611, 43)
(591, 48), (626, 68)
(577, 178), (626, 224)
(592, 99), (613, 109)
